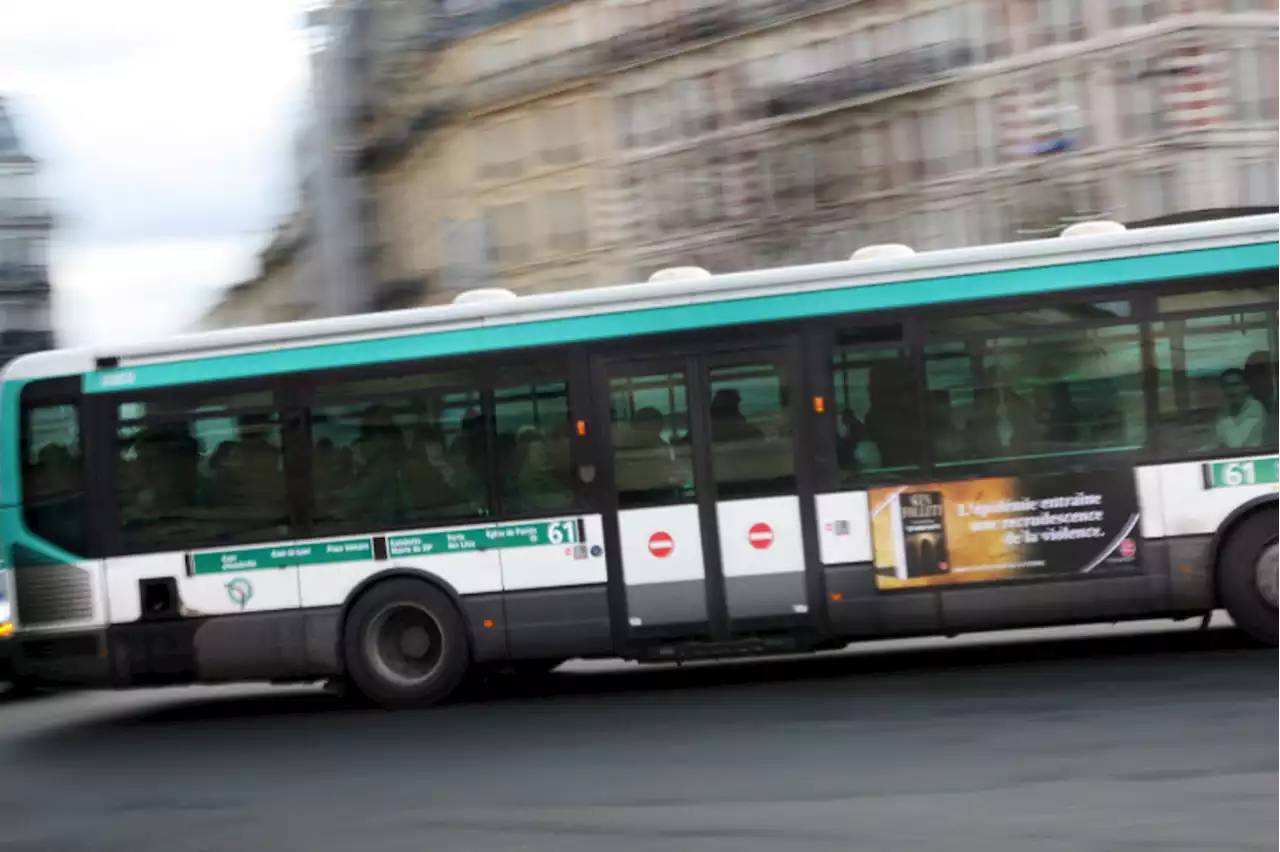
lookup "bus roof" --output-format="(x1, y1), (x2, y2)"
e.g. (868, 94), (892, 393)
(4, 213), (1277, 391)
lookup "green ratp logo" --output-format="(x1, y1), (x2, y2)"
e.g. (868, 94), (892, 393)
(225, 578), (253, 609)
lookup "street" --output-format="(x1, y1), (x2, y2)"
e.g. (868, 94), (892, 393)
(0, 618), (1275, 852)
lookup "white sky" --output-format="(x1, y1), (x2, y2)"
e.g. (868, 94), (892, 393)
(0, 0), (313, 347)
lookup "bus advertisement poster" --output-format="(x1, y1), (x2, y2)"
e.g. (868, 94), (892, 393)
(869, 470), (1141, 589)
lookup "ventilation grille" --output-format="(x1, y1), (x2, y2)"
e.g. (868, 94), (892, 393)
(14, 563), (94, 626)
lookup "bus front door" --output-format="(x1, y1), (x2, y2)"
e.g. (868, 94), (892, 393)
(597, 345), (816, 647)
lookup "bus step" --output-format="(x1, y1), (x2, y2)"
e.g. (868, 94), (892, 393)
(638, 635), (806, 663)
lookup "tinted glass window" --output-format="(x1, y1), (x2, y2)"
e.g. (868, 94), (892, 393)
(831, 346), (922, 483)
(1151, 310), (1278, 454)
(116, 396), (289, 553)
(609, 372), (695, 509)
(20, 397), (88, 556)
(493, 372), (575, 515)
(924, 324), (1147, 466)
(310, 371), (485, 533)
(706, 362), (794, 499)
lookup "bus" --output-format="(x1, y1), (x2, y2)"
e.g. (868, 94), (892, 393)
(1, 215), (1276, 708)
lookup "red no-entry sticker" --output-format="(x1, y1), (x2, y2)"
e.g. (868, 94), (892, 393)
(648, 531), (674, 558)
(748, 523), (774, 550)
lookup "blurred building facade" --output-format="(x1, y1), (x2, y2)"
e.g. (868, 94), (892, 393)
(358, 0), (1278, 303)
(0, 97), (55, 365)
(204, 0), (1280, 326)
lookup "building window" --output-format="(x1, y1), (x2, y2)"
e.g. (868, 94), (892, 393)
(478, 122), (523, 180)
(817, 134), (856, 205)
(115, 392), (289, 554)
(488, 202), (531, 264)
(860, 121), (890, 192)
(1236, 159), (1280, 207)
(1117, 56), (1164, 139)
(1034, 0), (1085, 47)
(618, 91), (642, 149)
(1128, 168), (1176, 220)
(689, 156), (724, 225)
(539, 102), (581, 165)
(546, 188), (588, 253)
(1231, 41), (1279, 123)
(891, 111), (924, 186)
(767, 143), (816, 213)
(1113, 0), (1164, 27)
(986, 0), (1011, 60)
(920, 105), (953, 178)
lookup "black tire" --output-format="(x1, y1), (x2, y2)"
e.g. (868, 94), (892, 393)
(342, 579), (471, 709)
(1217, 507), (1278, 646)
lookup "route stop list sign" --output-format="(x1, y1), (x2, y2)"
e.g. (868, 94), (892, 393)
(748, 523), (774, 550)
(648, 531), (674, 558)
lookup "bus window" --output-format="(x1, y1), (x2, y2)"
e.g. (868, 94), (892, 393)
(925, 323), (1146, 468)
(831, 345), (921, 483)
(116, 399), (288, 553)
(493, 372), (575, 515)
(706, 362), (795, 499)
(1151, 309), (1278, 454)
(19, 395), (87, 556)
(309, 371), (485, 533)
(610, 372), (695, 509)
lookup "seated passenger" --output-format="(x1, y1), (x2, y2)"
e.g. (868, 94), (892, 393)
(1215, 367), (1267, 450)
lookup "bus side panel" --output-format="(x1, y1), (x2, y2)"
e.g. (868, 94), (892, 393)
(1149, 454), (1280, 610)
(499, 514), (612, 661)
(814, 493), (941, 637)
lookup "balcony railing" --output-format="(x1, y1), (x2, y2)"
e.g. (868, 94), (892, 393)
(357, 99), (455, 173)
(0, 264), (50, 292)
(0, 199), (53, 225)
(371, 274), (431, 312)
(466, 43), (599, 110)
(758, 41), (976, 118)
(0, 329), (54, 356)
(602, 2), (741, 66)
(437, 0), (570, 42)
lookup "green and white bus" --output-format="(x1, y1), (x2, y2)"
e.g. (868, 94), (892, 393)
(2, 215), (1276, 707)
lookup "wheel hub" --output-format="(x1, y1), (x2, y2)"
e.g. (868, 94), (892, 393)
(400, 625), (432, 659)
(365, 603), (444, 687)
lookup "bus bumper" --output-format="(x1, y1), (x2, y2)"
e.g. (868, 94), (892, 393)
(9, 630), (116, 688)
(9, 609), (343, 688)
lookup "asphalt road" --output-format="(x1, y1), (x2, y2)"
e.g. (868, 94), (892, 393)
(0, 618), (1275, 852)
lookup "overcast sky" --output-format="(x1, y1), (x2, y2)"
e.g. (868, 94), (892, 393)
(0, 0), (313, 347)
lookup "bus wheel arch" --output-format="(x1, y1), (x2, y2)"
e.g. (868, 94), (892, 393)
(1210, 498), (1278, 645)
(337, 571), (473, 708)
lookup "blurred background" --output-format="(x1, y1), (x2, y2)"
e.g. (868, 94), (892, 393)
(0, 0), (1277, 362)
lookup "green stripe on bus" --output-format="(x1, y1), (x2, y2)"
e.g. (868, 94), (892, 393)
(83, 242), (1279, 394)
(189, 520), (581, 574)
(191, 537), (374, 574)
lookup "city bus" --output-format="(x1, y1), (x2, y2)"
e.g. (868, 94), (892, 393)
(1, 214), (1276, 708)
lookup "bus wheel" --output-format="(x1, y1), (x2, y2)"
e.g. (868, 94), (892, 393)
(343, 579), (470, 709)
(1218, 507), (1278, 646)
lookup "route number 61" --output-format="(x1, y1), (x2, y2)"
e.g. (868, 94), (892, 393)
(547, 521), (578, 544)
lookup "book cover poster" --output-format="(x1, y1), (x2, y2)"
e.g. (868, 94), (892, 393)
(870, 471), (1140, 590)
